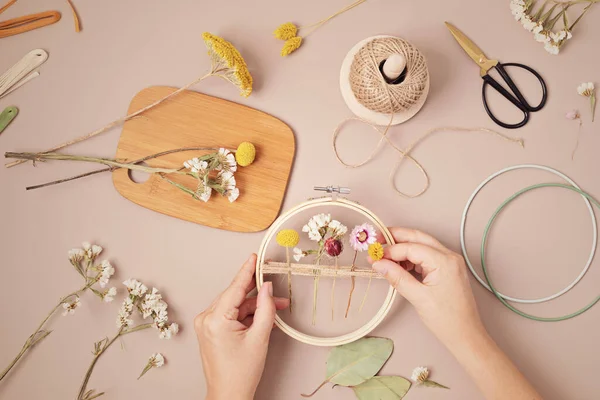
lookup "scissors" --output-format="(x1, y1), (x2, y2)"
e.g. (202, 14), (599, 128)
(445, 22), (547, 129)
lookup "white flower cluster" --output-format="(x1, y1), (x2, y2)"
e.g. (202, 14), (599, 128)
(62, 296), (81, 316)
(578, 82), (595, 97)
(302, 213), (331, 241)
(182, 148), (240, 203)
(67, 242), (117, 304)
(510, 0), (572, 55)
(98, 260), (115, 288)
(118, 280), (179, 340)
(149, 353), (165, 368)
(411, 366), (429, 383)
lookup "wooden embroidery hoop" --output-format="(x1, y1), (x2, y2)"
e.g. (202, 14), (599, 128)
(256, 196), (397, 347)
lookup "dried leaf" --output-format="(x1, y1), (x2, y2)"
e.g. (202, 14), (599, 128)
(352, 376), (411, 400)
(302, 337), (393, 397)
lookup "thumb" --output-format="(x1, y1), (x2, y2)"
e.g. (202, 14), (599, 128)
(373, 259), (424, 303)
(249, 282), (276, 340)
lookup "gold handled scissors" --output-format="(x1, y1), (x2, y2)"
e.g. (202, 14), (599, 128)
(445, 22), (547, 129)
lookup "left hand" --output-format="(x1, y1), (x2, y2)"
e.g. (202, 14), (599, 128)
(194, 254), (290, 400)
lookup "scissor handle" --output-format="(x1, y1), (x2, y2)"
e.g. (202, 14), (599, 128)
(481, 63), (547, 129)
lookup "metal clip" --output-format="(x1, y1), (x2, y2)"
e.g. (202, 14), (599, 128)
(314, 186), (351, 195)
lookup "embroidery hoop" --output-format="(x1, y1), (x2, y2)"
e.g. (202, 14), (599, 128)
(256, 196), (397, 347)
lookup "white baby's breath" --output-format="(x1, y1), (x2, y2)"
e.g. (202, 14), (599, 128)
(149, 353), (165, 368)
(293, 247), (305, 262)
(102, 287), (117, 302)
(123, 279), (148, 297)
(62, 297), (81, 316)
(228, 187), (240, 203)
(98, 260), (115, 288)
(578, 82), (595, 97)
(411, 366), (429, 383)
(68, 248), (85, 263)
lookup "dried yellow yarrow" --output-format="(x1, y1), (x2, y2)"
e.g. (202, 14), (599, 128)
(274, 22), (298, 40)
(276, 229), (300, 248)
(202, 32), (253, 97)
(235, 142), (256, 167)
(281, 37), (302, 57)
(368, 243), (384, 261)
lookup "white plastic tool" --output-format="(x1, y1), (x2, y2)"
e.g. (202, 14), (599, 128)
(0, 49), (48, 99)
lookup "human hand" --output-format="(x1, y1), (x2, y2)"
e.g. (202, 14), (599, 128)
(194, 254), (290, 400)
(372, 228), (486, 348)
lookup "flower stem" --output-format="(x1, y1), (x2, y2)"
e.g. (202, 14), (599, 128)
(311, 250), (323, 326)
(344, 251), (358, 318)
(286, 247), (293, 313)
(5, 73), (213, 168)
(331, 257), (338, 321)
(591, 93), (596, 122)
(358, 273), (373, 313)
(423, 379), (450, 389)
(0, 284), (89, 382)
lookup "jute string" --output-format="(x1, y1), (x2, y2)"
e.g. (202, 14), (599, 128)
(349, 37), (428, 113)
(333, 117), (525, 198)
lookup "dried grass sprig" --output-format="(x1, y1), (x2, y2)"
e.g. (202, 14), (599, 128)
(5, 33), (252, 168)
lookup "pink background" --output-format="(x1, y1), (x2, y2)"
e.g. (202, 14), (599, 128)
(1, 0), (599, 399)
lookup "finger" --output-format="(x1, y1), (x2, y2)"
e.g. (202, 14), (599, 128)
(387, 227), (447, 251)
(248, 282), (276, 341)
(372, 259), (424, 303)
(216, 254), (258, 313)
(383, 242), (447, 275)
(237, 296), (290, 321)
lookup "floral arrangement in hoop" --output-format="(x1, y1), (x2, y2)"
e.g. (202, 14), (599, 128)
(271, 213), (385, 324)
(5, 142), (256, 203)
(510, 0), (597, 55)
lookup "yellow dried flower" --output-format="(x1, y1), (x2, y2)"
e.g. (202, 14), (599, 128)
(235, 142), (256, 167)
(202, 32), (253, 97)
(274, 22), (298, 40)
(281, 37), (303, 57)
(368, 243), (384, 261)
(276, 229), (300, 248)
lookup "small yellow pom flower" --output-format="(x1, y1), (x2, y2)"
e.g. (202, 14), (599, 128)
(202, 32), (253, 97)
(368, 243), (384, 261)
(235, 142), (256, 167)
(277, 229), (300, 248)
(274, 22), (298, 40)
(281, 37), (303, 57)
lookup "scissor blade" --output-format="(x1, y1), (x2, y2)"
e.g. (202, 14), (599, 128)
(445, 22), (492, 71)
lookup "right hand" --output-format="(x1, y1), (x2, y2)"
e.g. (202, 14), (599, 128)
(372, 227), (486, 347)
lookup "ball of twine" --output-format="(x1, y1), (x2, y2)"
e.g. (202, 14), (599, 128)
(349, 37), (428, 114)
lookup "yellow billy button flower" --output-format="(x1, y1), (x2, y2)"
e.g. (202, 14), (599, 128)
(276, 229), (300, 248)
(368, 242), (384, 261)
(202, 32), (253, 97)
(235, 142), (256, 167)
(281, 37), (303, 57)
(274, 22), (298, 40)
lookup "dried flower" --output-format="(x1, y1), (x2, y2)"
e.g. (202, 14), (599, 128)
(227, 187), (240, 203)
(281, 37), (303, 57)
(68, 248), (85, 263)
(138, 353), (165, 380)
(123, 279), (148, 297)
(350, 223), (377, 252)
(198, 185), (212, 203)
(82, 242), (103, 260)
(215, 148), (237, 172)
(235, 142), (256, 167)
(274, 22), (298, 40)
(102, 287), (117, 303)
(565, 110), (580, 120)
(328, 220), (348, 237)
(578, 82), (596, 122)
(324, 237), (343, 257)
(368, 243), (384, 261)
(411, 366), (449, 389)
(202, 32), (253, 97)
(98, 260), (115, 288)
(293, 247), (306, 262)
(302, 213), (331, 241)
(277, 229), (300, 248)
(62, 297), (81, 316)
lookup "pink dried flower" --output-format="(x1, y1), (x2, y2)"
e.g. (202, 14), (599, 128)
(565, 110), (580, 120)
(349, 223), (377, 252)
(324, 237), (343, 257)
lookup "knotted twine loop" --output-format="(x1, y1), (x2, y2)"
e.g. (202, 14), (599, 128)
(332, 117), (525, 198)
(349, 37), (428, 114)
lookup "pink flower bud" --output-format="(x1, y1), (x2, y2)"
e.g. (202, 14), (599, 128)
(565, 110), (580, 120)
(324, 237), (343, 257)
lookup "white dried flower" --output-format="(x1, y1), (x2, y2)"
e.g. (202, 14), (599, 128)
(68, 249), (85, 263)
(328, 220), (348, 236)
(198, 185), (212, 202)
(228, 187), (240, 203)
(534, 32), (550, 43)
(62, 297), (81, 316)
(158, 323), (179, 339)
(293, 247), (305, 262)
(411, 366), (429, 383)
(91, 245), (103, 257)
(123, 279), (148, 297)
(102, 287), (117, 302)
(98, 260), (115, 288)
(544, 42), (559, 55)
(302, 213), (331, 241)
(116, 297), (134, 328)
(578, 82), (595, 97)
(149, 353), (165, 368)
(216, 148), (237, 172)
(521, 16), (536, 32)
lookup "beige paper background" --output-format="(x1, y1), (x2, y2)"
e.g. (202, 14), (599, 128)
(1, 0), (599, 399)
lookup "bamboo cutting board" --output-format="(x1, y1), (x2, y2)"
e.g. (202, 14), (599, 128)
(112, 86), (295, 232)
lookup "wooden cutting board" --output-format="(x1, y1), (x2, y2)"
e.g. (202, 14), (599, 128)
(112, 86), (295, 232)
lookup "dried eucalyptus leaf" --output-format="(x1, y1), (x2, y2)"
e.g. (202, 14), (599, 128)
(301, 337), (394, 397)
(352, 376), (411, 400)
(326, 337), (393, 387)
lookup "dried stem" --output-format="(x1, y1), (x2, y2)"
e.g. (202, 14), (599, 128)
(311, 251), (323, 326)
(571, 120), (583, 160)
(22, 147), (226, 191)
(301, 379), (330, 398)
(5, 73), (211, 168)
(345, 251), (358, 318)
(0, 282), (92, 382)
(359, 273), (374, 313)
(286, 248), (292, 313)
(77, 324), (152, 399)
(331, 257), (338, 321)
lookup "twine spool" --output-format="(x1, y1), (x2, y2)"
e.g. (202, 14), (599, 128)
(340, 35), (430, 125)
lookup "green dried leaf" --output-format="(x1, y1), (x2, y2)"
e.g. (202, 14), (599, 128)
(302, 337), (394, 397)
(352, 376), (411, 400)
